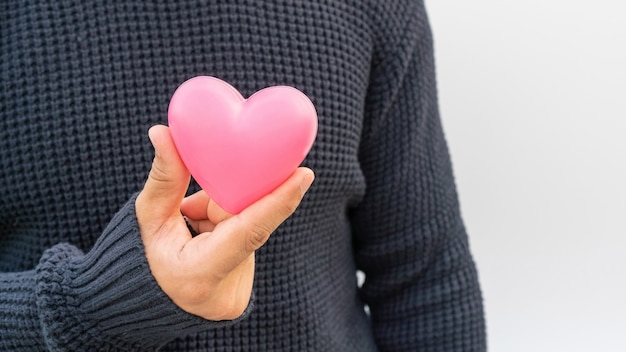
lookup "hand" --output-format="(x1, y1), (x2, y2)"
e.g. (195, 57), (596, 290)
(135, 125), (314, 321)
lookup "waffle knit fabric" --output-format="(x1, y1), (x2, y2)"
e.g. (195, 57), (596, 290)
(0, 1), (486, 351)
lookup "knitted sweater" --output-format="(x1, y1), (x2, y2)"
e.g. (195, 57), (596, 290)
(0, 1), (486, 351)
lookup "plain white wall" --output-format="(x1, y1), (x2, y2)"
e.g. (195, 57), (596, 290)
(426, 1), (626, 351)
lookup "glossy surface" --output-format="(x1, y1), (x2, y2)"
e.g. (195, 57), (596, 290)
(168, 76), (318, 214)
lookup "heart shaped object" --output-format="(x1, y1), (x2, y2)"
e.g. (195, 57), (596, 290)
(168, 76), (318, 214)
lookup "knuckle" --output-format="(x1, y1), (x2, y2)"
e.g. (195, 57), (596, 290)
(280, 198), (299, 217)
(247, 224), (272, 252)
(148, 159), (171, 186)
(271, 197), (299, 225)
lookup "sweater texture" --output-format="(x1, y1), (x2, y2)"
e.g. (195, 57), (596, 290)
(0, 1), (486, 351)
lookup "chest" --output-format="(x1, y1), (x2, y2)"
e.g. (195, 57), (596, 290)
(0, 1), (373, 267)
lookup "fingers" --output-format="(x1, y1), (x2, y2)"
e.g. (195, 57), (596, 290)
(181, 191), (211, 220)
(181, 191), (233, 224)
(184, 217), (217, 234)
(207, 200), (233, 224)
(192, 167), (314, 273)
(136, 125), (191, 237)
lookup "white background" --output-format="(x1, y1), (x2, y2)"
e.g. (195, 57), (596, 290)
(426, 1), (626, 351)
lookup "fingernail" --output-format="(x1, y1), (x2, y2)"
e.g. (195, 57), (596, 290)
(299, 170), (315, 195)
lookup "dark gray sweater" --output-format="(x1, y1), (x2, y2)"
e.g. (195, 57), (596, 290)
(0, 1), (486, 351)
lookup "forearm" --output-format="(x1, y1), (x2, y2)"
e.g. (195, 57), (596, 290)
(1, 196), (237, 351)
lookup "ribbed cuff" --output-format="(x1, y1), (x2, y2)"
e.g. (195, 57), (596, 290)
(36, 195), (252, 351)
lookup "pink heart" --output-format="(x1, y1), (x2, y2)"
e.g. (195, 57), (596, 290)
(168, 76), (318, 214)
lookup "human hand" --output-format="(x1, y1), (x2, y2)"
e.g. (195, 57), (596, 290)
(135, 125), (314, 321)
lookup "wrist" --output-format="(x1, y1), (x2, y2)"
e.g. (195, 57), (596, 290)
(36, 195), (247, 350)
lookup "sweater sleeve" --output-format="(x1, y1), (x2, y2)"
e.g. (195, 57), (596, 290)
(0, 195), (251, 351)
(350, 2), (486, 351)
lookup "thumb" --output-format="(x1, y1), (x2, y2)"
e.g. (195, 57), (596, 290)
(136, 125), (190, 228)
(193, 167), (314, 273)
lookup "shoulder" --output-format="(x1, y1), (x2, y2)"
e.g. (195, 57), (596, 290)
(367, 0), (432, 62)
